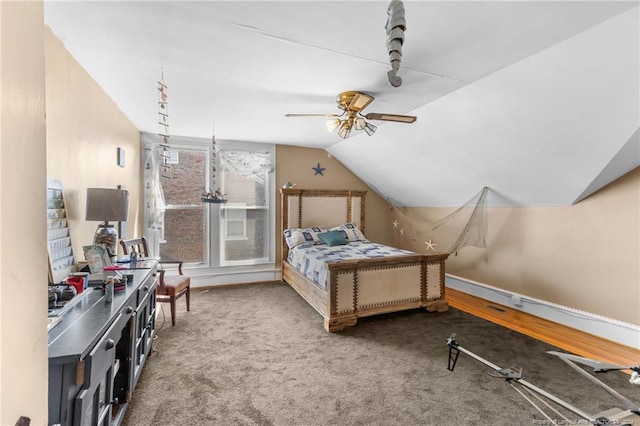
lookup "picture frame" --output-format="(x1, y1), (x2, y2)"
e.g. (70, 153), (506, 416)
(82, 245), (112, 273)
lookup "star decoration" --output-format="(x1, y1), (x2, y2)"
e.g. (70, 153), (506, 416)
(399, 227), (405, 235)
(392, 220), (398, 228)
(424, 239), (437, 251)
(312, 163), (325, 176)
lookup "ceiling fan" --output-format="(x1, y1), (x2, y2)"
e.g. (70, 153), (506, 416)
(285, 91), (417, 139)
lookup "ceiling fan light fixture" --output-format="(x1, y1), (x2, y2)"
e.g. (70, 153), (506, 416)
(354, 117), (366, 130)
(326, 118), (342, 132)
(364, 122), (377, 136)
(337, 121), (352, 139)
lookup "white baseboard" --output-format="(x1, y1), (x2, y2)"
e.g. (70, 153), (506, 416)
(188, 267), (282, 287)
(446, 274), (640, 350)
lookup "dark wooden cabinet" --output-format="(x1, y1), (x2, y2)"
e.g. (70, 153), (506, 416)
(132, 280), (156, 389)
(48, 264), (157, 426)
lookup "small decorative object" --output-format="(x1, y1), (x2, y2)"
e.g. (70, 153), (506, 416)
(202, 189), (227, 203)
(312, 163), (326, 176)
(282, 181), (296, 189)
(424, 239), (437, 251)
(202, 131), (228, 203)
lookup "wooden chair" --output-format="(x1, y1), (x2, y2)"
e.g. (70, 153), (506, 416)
(119, 236), (190, 326)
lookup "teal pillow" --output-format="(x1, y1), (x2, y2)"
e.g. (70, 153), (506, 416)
(318, 230), (349, 246)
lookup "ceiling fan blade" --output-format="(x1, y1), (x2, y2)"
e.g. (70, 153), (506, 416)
(285, 113), (341, 118)
(349, 92), (374, 111)
(365, 112), (417, 123)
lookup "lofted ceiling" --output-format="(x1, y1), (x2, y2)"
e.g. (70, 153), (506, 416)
(44, 1), (639, 207)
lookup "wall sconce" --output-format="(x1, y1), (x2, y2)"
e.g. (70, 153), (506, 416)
(86, 188), (129, 258)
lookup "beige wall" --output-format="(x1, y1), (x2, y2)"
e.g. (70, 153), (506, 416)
(45, 29), (142, 260)
(275, 145), (395, 264)
(405, 168), (640, 326)
(0, 2), (48, 424)
(0, 19), (142, 423)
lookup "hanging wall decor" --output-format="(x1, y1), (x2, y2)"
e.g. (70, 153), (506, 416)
(390, 187), (488, 255)
(312, 163), (326, 176)
(158, 71), (172, 178)
(201, 133), (227, 203)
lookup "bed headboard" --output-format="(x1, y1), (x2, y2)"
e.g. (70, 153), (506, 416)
(281, 188), (367, 261)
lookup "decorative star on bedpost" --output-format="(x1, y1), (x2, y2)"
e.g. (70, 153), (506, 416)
(399, 227), (405, 235)
(392, 220), (399, 228)
(312, 163), (326, 176)
(424, 239), (436, 251)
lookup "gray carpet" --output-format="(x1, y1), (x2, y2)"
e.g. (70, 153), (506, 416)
(123, 282), (636, 426)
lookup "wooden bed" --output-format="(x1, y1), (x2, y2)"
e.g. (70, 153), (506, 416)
(281, 188), (449, 332)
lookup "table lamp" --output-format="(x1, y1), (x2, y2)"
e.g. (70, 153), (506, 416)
(86, 188), (129, 259)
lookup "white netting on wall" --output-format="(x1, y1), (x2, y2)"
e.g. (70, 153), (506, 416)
(390, 187), (488, 255)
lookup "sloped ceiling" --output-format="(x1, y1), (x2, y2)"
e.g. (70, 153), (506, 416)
(44, 1), (639, 207)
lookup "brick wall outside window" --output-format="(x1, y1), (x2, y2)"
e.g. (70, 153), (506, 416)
(160, 150), (206, 263)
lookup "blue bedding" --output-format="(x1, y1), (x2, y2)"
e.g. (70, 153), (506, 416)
(287, 240), (416, 290)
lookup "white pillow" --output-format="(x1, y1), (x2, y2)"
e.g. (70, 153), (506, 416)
(284, 226), (326, 248)
(330, 223), (366, 242)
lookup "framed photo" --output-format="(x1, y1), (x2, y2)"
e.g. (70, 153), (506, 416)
(83, 245), (112, 273)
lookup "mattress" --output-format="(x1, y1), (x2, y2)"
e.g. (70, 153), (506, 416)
(287, 240), (417, 290)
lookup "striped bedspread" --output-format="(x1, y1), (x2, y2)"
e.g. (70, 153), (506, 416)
(287, 241), (416, 290)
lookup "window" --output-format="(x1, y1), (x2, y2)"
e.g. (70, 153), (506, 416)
(218, 148), (273, 266)
(142, 133), (275, 269)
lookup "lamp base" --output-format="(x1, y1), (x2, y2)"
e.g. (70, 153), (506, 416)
(94, 223), (118, 260)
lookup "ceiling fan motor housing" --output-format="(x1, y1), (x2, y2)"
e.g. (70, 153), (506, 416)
(336, 91), (374, 112)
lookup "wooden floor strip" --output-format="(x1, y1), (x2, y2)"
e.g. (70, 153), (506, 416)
(446, 287), (640, 369)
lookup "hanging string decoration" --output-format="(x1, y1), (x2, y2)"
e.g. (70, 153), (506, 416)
(390, 187), (488, 255)
(157, 71), (171, 178)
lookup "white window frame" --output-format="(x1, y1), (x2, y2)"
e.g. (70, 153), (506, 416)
(216, 141), (274, 267)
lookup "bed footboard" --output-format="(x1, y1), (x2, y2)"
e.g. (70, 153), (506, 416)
(324, 253), (449, 332)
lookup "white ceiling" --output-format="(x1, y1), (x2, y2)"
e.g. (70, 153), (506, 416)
(44, 1), (639, 207)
